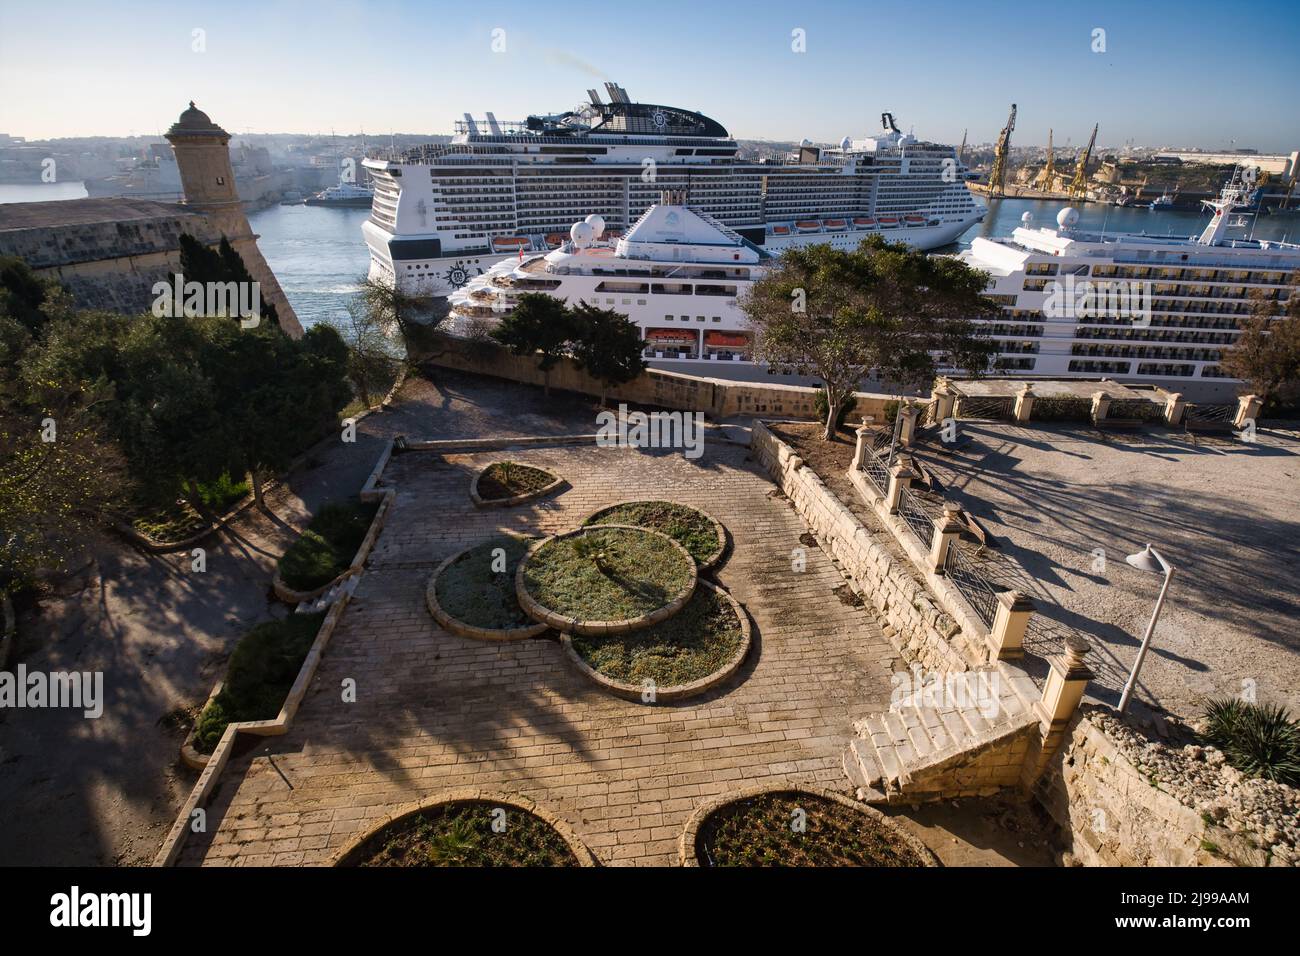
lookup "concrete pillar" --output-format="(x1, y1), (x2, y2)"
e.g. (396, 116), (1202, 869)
(898, 402), (921, 447)
(1235, 394), (1262, 428)
(988, 590), (1035, 660)
(932, 384), (957, 424)
(1034, 635), (1093, 731)
(885, 456), (916, 514)
(929, 502), (964, 574)
(1090, 390), (1111, 424)
(851, 419), (874, 471)
(1164, 391), (1186, 427)
(1022, 634), (1094, 789)
(1013, 385), (1036, 424)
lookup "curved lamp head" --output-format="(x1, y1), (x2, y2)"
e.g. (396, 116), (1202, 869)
(1126, 544), (1163, 574)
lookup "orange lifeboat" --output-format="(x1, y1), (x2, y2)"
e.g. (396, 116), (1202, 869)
(795, 220), (821, 232)
(904, 214), (926, 224)
(878, 217), (899, 227)
(544, 233), (566, 249)
(853, 217), (876, 228)
(771, 224), (792, 236)
(823, 218), (847, 229)
(491, 236), (531, 253)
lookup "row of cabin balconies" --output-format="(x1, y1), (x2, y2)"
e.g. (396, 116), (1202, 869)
(1071, 344), (1223, 362)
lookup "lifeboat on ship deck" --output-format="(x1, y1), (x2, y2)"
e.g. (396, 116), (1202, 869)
(823, 218), (847, 229)
(795, 220), (821, 232)
(853, 217), (876, 228)
(491, 236), (532, 253)
(770, 224), (792, 236)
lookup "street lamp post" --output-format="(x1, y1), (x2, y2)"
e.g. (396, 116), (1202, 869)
(1118, 543), (1175, 715)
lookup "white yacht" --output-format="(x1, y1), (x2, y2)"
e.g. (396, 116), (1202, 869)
(447, 193), (772, 373)
(364, 83), (984, 297)
(958, 168), (1299, 389)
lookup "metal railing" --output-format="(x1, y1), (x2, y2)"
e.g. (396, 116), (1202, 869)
(1106, 398), (1165, 422)
(1185, 402), (1235, 425)
(897, 487), (935, 550)
(943, 542), (1000, 628)
(861, 450), (889, 495)
(955, 396), (1015, 421)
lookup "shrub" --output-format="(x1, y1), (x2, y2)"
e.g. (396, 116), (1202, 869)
(813, 387), (855, 433)
(1203, 698), (1300, 787)
(192, 472), (249, 512)
(278, 501), (376, 591)
(194, 612), (325, 752)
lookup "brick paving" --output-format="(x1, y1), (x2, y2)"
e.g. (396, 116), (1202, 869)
(178, 438), (899, 866)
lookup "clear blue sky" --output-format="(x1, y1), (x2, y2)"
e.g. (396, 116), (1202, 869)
(2, 0), (1298, 151)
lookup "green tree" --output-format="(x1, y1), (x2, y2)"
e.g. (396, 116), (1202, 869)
(742, 236), (998, 440)
(179, 234), (280, 330)
(357, 275), (447, 363)
(1221, 282), (1300, 410)
(568, 301), (647, 406)
(489, 293), (576, 396)
(329, 297), (406, 409)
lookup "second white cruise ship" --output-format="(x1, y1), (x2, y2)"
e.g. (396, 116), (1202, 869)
(362, 83), (984, 297)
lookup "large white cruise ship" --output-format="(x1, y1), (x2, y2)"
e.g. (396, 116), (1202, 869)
(958, 169), (1300, 394)
(447, 193), (772, 374)
(362, 83), (983, 297)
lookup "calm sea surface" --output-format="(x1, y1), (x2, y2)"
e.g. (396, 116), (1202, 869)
(5, 182), (1298, 330)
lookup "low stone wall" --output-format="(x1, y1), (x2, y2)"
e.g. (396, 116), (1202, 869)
(424, 334), (899, 423)
(751, 422), (983, 672)
(1036, 712), (1281, 867)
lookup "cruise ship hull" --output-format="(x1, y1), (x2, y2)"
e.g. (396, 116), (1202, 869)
(364, 214), (980, 299)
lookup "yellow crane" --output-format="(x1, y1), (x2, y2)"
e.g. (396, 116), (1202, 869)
(1033, 129), (1056, 190)
(1069, 124), (1098, 200)
(987, 104), (1016, 198)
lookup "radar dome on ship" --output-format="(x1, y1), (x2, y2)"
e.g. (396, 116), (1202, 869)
(1057, 207), (1080, 229)
(840, 136), (852, 150)
(570, 220), (595, 248)
(1021, 211), (1034, 225)
(800, 137), (812, 147)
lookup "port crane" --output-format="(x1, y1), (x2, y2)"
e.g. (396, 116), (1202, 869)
(1033, 129), (1056, 190)
(1069, 124), (1098, 200)
(957, 128), (967, 164)
(987, 104), (1016, 197)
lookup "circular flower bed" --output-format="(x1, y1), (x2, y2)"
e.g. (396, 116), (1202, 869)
(516, 526), (696, 636)
(471, 461), (563, 508)
(336, 794), (595, 867)
(583, 500), (727, 570)
(563, 580), (750, 702)
(427, 535), (547, 641)
(682, 785), (938, 867)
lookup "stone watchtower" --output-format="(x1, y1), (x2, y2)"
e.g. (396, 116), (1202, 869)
(165, 102), (303, 337)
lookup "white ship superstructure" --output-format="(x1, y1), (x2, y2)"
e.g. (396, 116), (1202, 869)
(447, 195), (769, 369)
(958, 169), (1299, 389)
(363, 83), (983, 297)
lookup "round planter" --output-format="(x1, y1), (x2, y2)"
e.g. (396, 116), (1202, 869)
(331, 788), (599, 867)
(470, 462), (566, 509)
(679, 782), (941, 868)
(560, 580), (751, 703)
(515, 525), (697, 637)
(426, 541), (548, 642)
(582, 499), (728, 572)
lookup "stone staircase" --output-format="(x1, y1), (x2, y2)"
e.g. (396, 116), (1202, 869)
(844, 662), (1043, 803)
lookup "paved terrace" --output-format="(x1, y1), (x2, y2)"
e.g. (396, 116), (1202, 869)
(178, 438), (900, 866)
(907, 420), (1300, 718)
